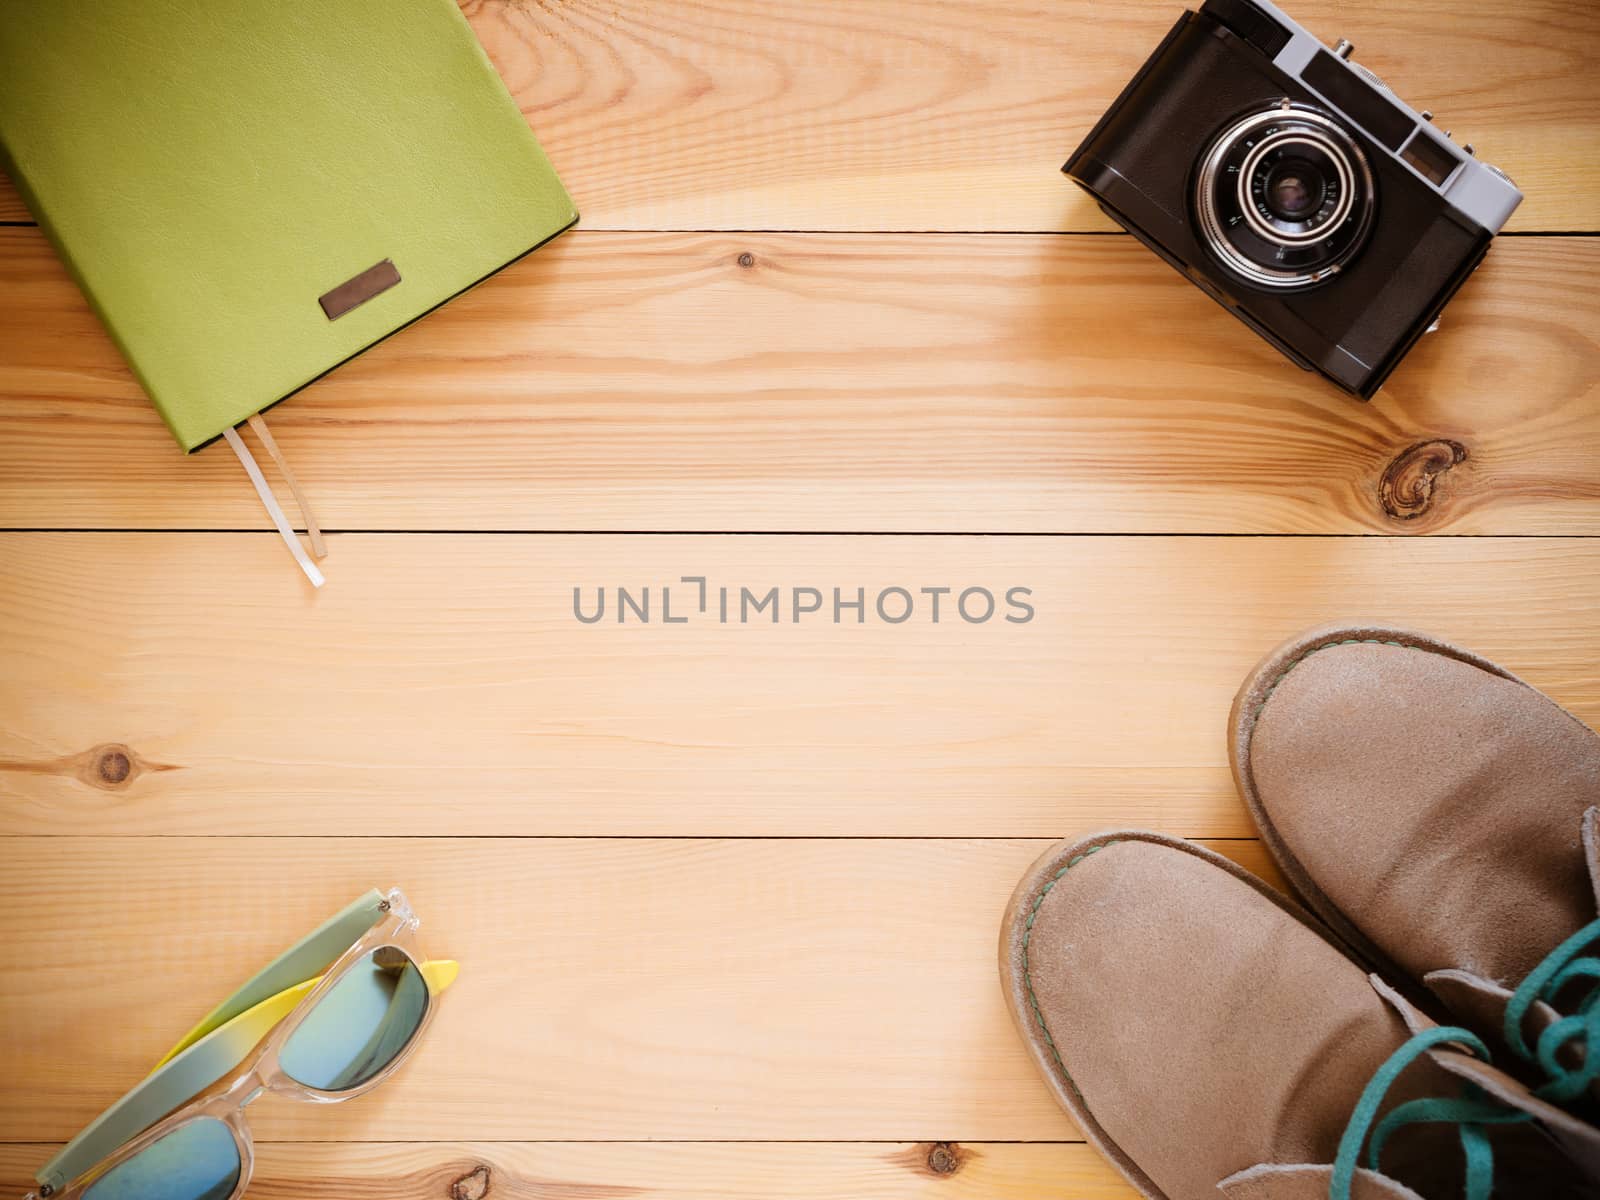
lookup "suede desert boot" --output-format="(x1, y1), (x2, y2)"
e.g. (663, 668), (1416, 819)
(1231, 626), (1600, 1130)
(1000, 831), (1598, 1199)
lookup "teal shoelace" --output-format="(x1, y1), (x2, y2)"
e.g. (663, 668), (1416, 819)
(1332, 918), (1600, 1200)
(1331, 1026), (1530, 1200)
(1504, 915), (1600, 1104)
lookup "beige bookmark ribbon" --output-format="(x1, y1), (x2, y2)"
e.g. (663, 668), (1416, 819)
(245, 413), (327, 560)
(223, 421), (326, 588)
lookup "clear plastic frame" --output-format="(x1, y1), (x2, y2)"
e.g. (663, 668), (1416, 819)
(28, 889), (446, 1200)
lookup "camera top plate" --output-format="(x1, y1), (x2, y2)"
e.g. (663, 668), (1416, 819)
(1212, 0), (1520, 233)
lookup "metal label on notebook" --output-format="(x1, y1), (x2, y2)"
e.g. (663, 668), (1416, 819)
(318, 259), (401, 320)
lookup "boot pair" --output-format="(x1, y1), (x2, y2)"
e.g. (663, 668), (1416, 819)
(1001, 626), (1600, 1199)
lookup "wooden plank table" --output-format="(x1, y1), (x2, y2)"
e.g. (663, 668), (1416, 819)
(2, 2), (1597, 1196)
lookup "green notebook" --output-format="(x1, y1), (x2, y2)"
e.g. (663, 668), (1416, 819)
(0, 0), (577, 455)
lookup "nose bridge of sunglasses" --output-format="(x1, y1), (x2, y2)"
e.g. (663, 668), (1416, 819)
(217, 1066), (268, 1110)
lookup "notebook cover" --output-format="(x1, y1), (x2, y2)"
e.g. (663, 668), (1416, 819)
(0, 0), (577, 452)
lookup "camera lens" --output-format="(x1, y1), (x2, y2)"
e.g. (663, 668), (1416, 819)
(1265, 158), (1325, 221)
(1192, 104), (1375, 289)
(1244, 135), (1350, 242)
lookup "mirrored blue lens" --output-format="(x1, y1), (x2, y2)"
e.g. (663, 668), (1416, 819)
(278, 946), (428, 1091)
(82, 1117), (240, 1200)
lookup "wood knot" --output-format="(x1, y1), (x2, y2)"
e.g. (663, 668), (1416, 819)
(1379, 439), (1467, 521)
(737, 252), (755, 269)
(450, 1165), (491, 1200)
(80, 742), (151, 791)
(95, 746), (133, 785)
(926, 1142), (964, 1177)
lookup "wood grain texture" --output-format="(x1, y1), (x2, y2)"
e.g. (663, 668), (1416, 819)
(3, 533), (1598, 838)
(0, 1142), (1137, 1200)
(2, 0), (1596, 1191)
(2, 230), (1597, 535)
(1, 0), (1596, 231)
(0, 836), (1280, 1144)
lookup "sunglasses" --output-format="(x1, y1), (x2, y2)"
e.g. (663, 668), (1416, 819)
(27, 889), (457, 1200)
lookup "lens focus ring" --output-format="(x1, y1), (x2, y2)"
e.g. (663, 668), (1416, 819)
(1239, 130), (1351, 242)
(1194, 104), (1375, 289)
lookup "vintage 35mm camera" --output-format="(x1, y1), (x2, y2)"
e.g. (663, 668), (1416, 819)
(1065, 0), (1522, 398)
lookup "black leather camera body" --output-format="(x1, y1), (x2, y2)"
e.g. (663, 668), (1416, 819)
(1064, 0), (1522, 398)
